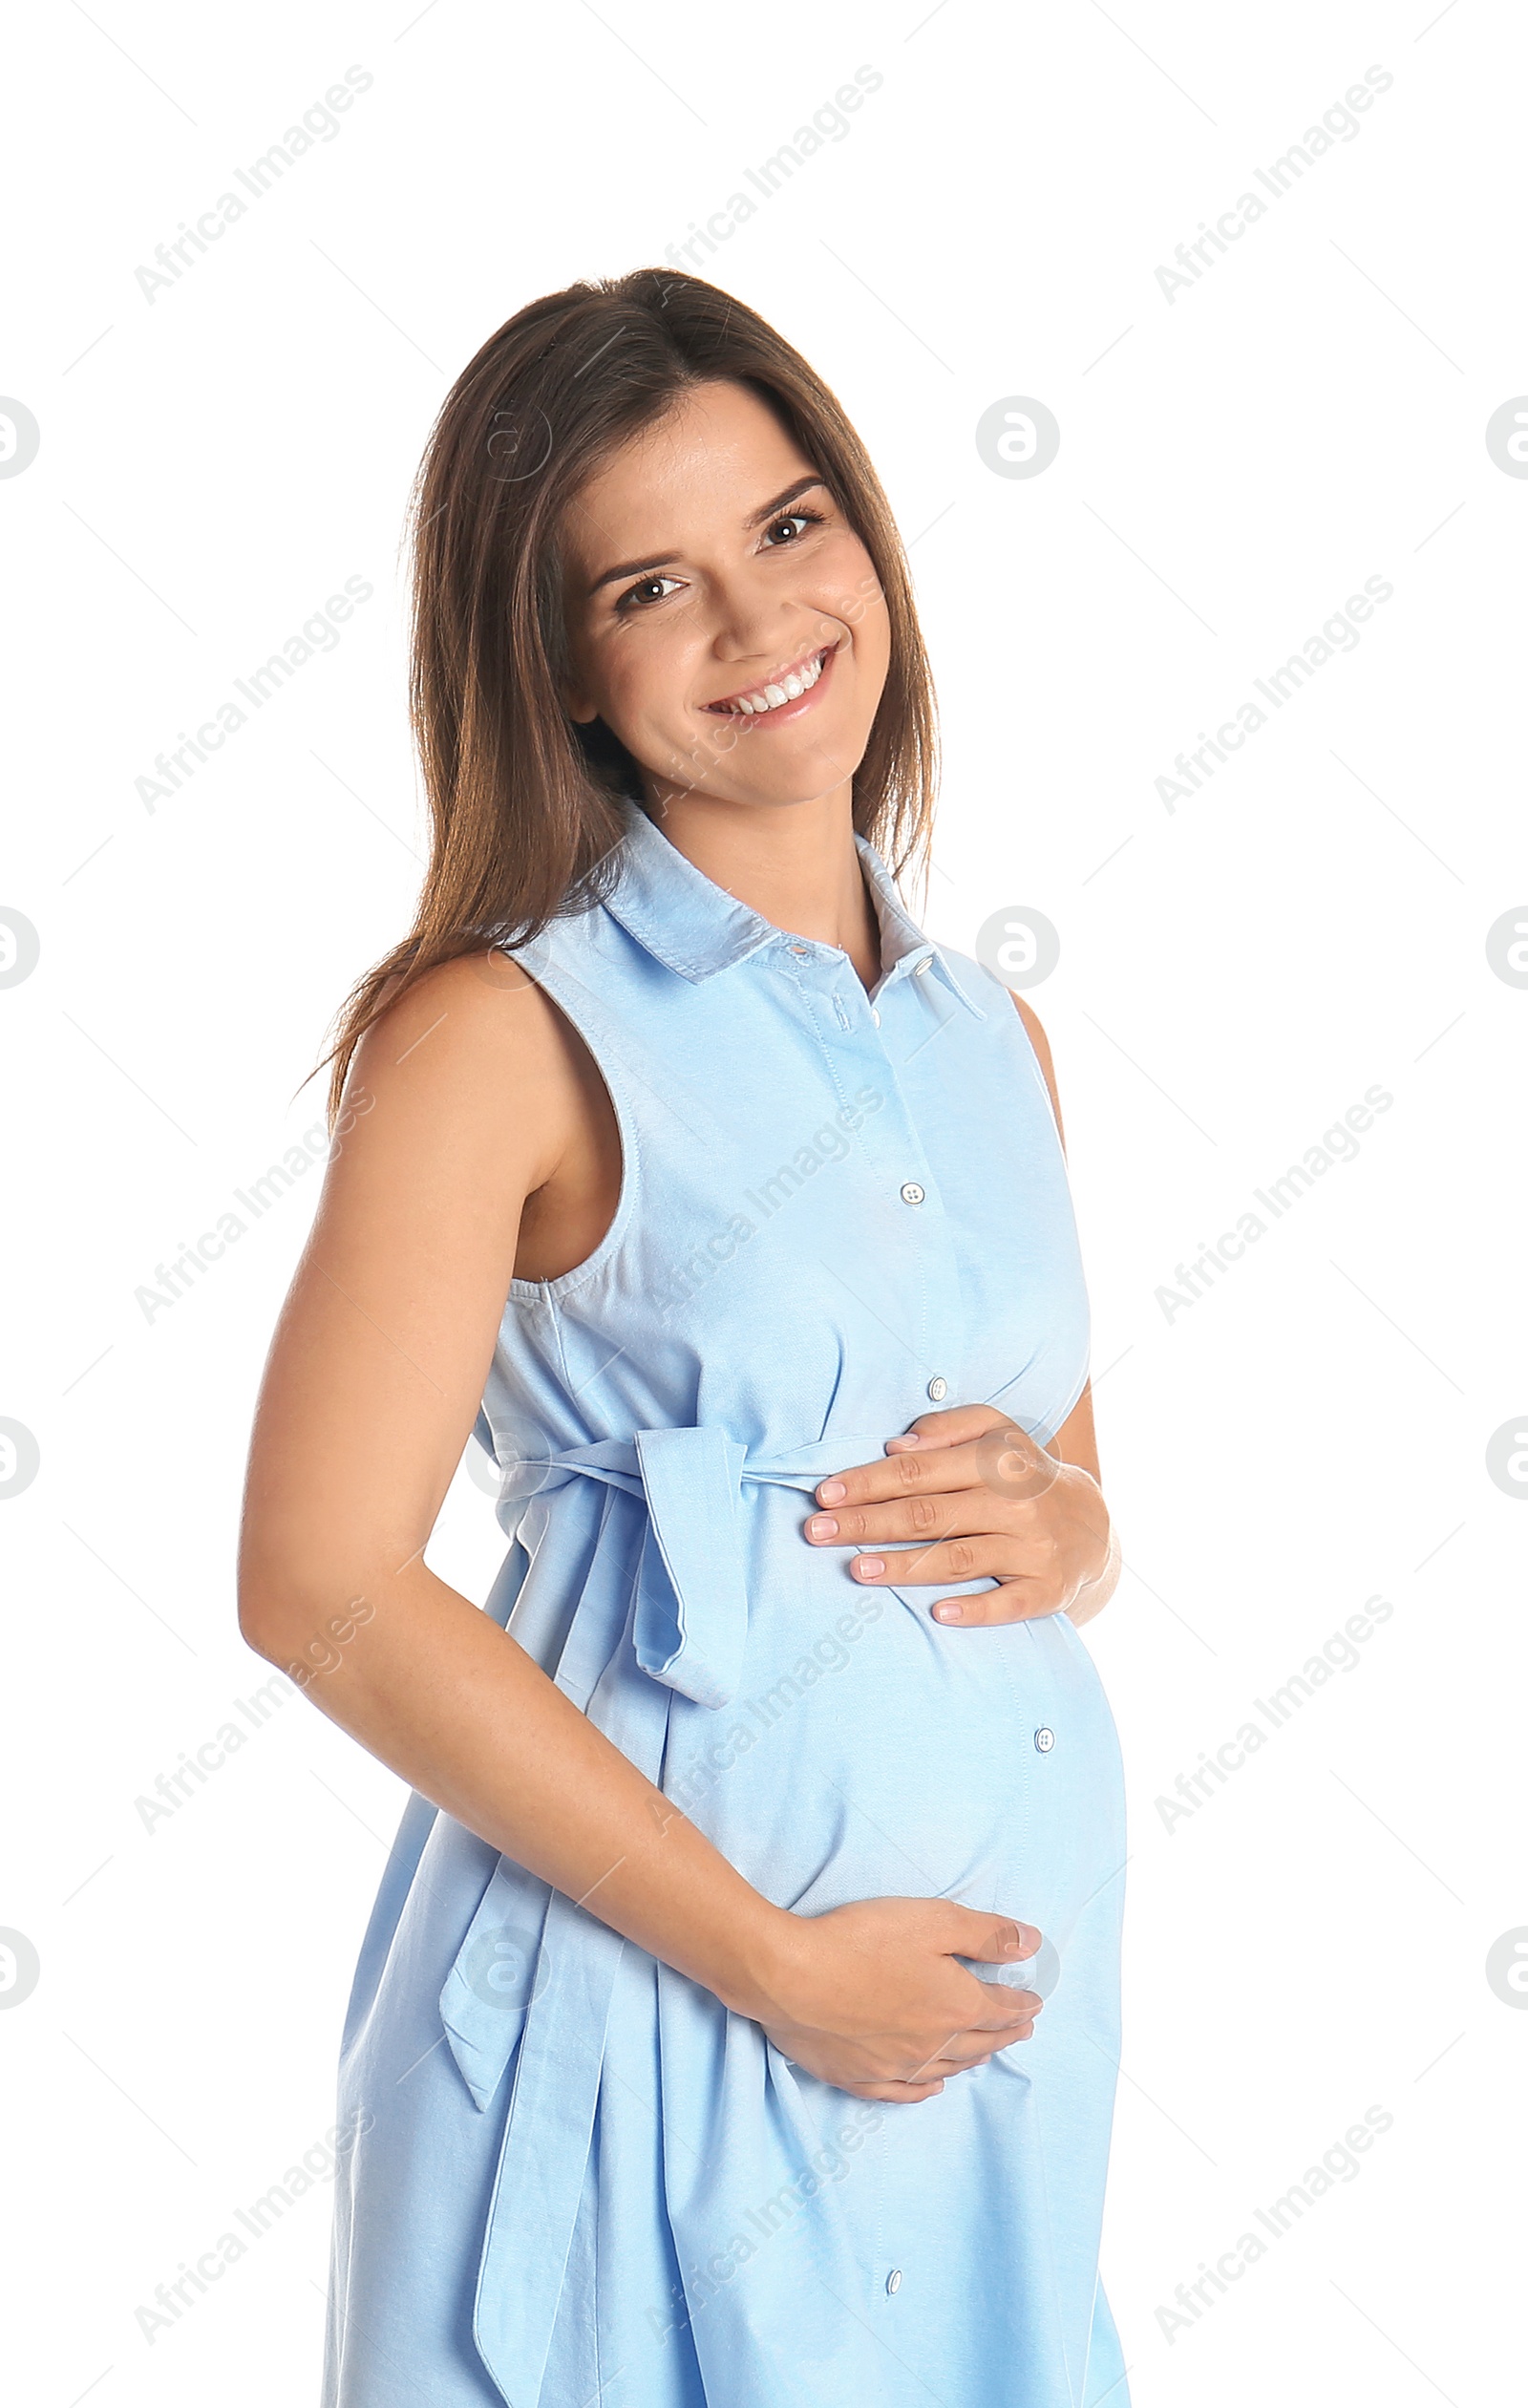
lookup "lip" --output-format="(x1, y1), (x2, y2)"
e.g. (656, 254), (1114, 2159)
(702, 637), (842, 728)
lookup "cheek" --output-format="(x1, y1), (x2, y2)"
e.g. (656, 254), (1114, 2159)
(594, 624), (702, 732)
(816, 536), (887, 636)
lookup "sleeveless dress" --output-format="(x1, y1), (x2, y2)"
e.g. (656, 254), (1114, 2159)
(321, 797), (1130, 2408)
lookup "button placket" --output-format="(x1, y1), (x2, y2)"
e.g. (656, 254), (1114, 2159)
(796, 944), (966, 1392)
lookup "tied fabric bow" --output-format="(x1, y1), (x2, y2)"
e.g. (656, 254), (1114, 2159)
(432, 1420), (890, 2405)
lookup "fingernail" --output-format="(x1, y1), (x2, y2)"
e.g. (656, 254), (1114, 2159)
(806, 1515), (838, 1539)
(854, 1556), (884, 1579)
(932, 1602), (963, 1622)
(885, 1433), (922, 1450)
(817, 1480), (846, 1504)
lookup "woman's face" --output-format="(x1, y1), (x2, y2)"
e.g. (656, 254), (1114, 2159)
(559, 379), (892, 815)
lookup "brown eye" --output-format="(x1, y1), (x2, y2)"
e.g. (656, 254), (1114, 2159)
(617, 572), (683, 613)
(763, 511), (818, 547)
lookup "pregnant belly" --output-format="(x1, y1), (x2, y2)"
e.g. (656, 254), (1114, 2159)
(662, 1540), (1125, 1954)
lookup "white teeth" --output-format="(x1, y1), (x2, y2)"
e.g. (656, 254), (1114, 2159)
(718, 649), (828, 715)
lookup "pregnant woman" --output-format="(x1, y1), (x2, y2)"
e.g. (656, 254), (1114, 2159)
(238, 268), (1129, 2408)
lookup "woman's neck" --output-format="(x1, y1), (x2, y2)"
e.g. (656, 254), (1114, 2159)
(639, 783), (882, 992)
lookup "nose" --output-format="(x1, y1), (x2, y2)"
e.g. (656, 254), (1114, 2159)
(708, 563), (838, 671)
(710, 587), (803, 667)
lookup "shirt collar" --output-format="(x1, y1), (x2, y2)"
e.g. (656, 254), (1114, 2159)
(600, 797), (985, 1017)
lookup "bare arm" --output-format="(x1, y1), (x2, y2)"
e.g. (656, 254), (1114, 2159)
(239, 955), (791, 2015)
(1013, 992), (1120, 1626)
(238, 955), (1042, 2099)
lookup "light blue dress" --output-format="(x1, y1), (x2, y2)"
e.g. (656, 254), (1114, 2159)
(322, 797), (1130, 2407)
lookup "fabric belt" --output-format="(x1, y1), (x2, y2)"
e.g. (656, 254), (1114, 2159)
(436, 1424), (888, 2407)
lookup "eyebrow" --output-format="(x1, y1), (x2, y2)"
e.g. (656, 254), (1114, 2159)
(585, 473), (830, 600)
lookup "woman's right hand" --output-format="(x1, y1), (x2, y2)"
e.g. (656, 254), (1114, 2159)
(754, 1897), (1045, 2102)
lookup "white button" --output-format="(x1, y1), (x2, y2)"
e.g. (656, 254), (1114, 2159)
(914, 957), (931, 975)
(886, 2269), (902, 2295)
(927, 1376), (948, 1401)
(900, 1182), (925, 1205)
(871, 1008), (881, 1025)
(1034, 1726), (1054, 1754)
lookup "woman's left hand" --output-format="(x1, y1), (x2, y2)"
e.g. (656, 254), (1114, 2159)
(804, 1402), (1116, 1625)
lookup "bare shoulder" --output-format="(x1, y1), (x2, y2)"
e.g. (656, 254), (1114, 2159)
(341, 947), (584, 1200)
(1008, 991), (1064, 1148)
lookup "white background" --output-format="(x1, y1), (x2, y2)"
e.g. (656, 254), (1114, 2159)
(2, 2), (1523, 2401)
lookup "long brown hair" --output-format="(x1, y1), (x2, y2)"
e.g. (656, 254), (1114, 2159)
(317, 267), (940, 1128)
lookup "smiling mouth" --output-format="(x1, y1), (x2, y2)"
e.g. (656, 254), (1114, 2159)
(704, 639), (840, 716)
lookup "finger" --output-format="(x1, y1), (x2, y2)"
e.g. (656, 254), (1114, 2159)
(929, 1579), (1066, 1626)
(839, 2078), (947, 2102)
(842, 1539), (1018, 1589)
(949, 1913), (1043, 1964)
(966, 1983), (1044, 2023)
(919, 2013), (1039, 2071)
(814, 1438), (992, 1511)
(882, 1403), (1010, 1455)
(906, 2018), (1033, 2080)
(925, 2019), (1038, 2068)
(803, 1493), (1014, 1549)
(817, 1425), (1063, 1513)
